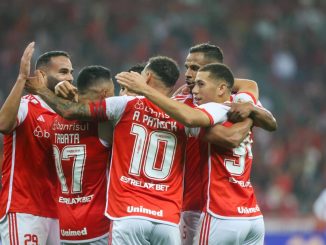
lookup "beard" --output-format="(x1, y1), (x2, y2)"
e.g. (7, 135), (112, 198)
(46, 75), (61, 92)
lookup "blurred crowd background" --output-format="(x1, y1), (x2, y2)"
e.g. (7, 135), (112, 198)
(0, 0), (325, 227)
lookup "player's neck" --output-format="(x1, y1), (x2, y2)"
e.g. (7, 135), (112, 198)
(215, 92), (231, 103)
(150, 80), (174, 97)
(78, 94), (101, 103)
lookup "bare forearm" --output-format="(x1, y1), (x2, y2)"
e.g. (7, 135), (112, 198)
(143, 87), (210, 127)
(37, 87), (92, 120)
(0, 76), (25, 134)
(203, 118), (252, 148)
(251, 106), (277, 131)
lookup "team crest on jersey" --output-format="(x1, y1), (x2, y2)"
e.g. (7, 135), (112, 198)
(134, 100), (144, 110)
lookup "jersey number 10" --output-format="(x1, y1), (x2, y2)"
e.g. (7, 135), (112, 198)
(128, 123), (177, 180)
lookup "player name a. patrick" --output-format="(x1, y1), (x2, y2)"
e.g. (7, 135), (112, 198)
(132, 111), (177, 132)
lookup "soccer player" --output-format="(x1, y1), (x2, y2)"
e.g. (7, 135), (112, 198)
(0, 43), (73, 244)
(116, 62), (269, 245)
(174, 43), (276, 245)
(52, 66), (114, 244)
(25, 56), (232, 245)
(119, 63), (146, 96)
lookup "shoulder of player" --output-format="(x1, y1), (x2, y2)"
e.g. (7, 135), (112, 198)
(21, 94), (56, 113)
(197, 102), (229, 110)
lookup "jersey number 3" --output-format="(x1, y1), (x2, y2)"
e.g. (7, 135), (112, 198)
(224, 138), (253, 176)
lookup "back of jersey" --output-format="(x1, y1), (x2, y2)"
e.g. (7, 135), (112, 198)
(206, 120), (262, 219)
(106, 97), (188, 226)
(51, 116), (111, 241)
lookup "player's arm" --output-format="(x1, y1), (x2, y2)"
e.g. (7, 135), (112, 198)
(0, 42), (34, 134)
(116, 72), (213, 127)
(228, 102), (277, 131)
(203, 118), (253, 148)
(25, 70), (94, 121)
(233, 78), (259, 101)
(231, 79), (277, 131)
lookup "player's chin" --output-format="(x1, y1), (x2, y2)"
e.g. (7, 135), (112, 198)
(194, 98), (202, 105)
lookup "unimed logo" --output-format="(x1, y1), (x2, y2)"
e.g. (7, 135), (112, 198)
(33, 126), (50, 138)
(61, 228), (87, 237)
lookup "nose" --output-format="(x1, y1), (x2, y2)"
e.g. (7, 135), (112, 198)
(185, 68), (192, 78)
(192, 84), (199, 95)
(66, 73), (74, 83)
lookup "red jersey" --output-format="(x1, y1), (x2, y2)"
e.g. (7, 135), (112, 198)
(0, 95), (57, 220)
(204, 93), (262, 219)
(90, 96), (228, 226)
(174, 94), (206, 212)
(51, 117), (111, 241)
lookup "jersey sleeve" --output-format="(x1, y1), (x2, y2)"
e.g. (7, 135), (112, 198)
(89, 96), (132, 121)
(16, 98), (29, 126)
(196, 102), (229, 126)
(232, 92), (256, 104)
(186, 102), (229, 137)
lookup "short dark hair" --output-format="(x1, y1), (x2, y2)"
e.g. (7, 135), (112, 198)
(199, 63), (234, 89)
(128, 63), (146, 74)
(35, 51), (70, 69)
(189, 43), (224, 63)
(146, 56), (180, 88)
(77, 65), (112, 92)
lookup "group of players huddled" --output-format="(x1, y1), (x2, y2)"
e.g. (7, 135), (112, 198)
(0, 41), (277, 245)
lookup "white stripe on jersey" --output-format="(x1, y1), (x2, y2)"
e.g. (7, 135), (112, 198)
(104, 96), (137, 123)
(5, 132), (16, 218)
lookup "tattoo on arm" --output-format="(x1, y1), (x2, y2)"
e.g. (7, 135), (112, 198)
(39, 88), (92, 120)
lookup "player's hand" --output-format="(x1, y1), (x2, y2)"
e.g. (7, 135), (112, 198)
(227, 102), (254, 122)
(115, 71), (149, 95)
(18, 42), (35, 81)
(55, 81), (78, 102)
(25, 70), (47, 94)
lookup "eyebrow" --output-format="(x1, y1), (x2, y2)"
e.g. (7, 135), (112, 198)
(59, 68), (74, 73)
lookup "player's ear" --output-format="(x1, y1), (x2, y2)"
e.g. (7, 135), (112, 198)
(218, 82), (227, 96)
(145, 71), (152, 84)
(100, 89), (109, 99)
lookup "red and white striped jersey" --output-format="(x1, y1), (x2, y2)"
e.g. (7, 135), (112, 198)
(90, 96), (228, 226)
(51, 117), (111, 241)
(204, 93), (262, 219)
(0, 95), (58, 221)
